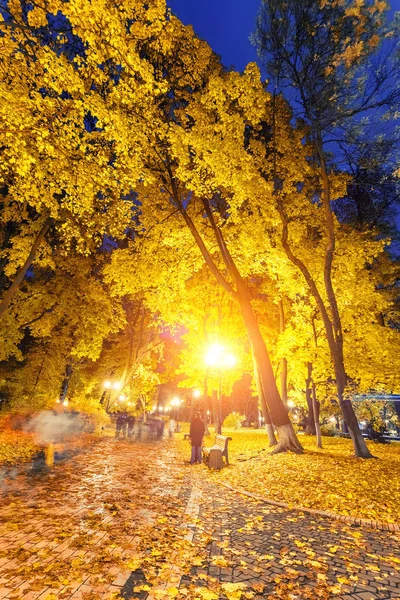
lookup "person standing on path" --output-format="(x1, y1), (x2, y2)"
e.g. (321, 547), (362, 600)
(189, 412), (205, 464)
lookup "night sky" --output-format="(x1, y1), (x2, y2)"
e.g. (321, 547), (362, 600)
(168, 0), (400, 72)
(167, 0), (260, 72)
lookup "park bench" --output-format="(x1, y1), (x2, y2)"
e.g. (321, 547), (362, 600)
(203, 434), (232, 469)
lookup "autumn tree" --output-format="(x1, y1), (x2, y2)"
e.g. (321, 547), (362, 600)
(253, 0), (400, 457)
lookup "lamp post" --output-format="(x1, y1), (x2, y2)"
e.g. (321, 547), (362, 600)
(205, 343), (236, 435)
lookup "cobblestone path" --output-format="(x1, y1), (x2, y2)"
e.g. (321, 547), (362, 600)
(0, 438), (399, 600)
(183, 473), (400, 600)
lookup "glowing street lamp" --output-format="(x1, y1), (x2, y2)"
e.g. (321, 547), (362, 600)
(204, 343), (236, 435)
(193, 389), (201, 399)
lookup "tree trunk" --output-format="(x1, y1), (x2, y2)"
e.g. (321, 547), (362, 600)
(305, 363), (316, 435)
(278, 299), (288, 407)
(253, 359), (277, 446)
(0, 220), (50, 317)
(237, 287), (302, 453)
(312, 381), (322, 448)
(59, 363), (73, 404)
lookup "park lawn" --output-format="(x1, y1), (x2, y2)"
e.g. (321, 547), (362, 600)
(178, 428), (400, 524)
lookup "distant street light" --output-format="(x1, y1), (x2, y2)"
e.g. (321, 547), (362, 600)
(205, 343), (236, 435)
(100, 380), (123, 412)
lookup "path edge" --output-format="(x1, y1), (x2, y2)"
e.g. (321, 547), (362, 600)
(220, 482), (400, 532)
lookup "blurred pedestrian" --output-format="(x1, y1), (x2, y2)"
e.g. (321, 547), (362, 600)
(189, 412), (205, 464)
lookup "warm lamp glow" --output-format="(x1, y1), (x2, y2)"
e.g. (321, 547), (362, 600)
(205, 344), (237, 368)
(223, 353), (236, 368)
(119, 394), (126, 401)
(113, 381), (122, 390)
(171, 396), (181, 407)
(287, 400), (295, 408)
(205, 343), (224, 366)
(104, 380), (111, 389)
(193, 389), (201, 398)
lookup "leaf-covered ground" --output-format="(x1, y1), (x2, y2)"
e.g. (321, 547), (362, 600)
(0, 432), (399, 599)
(0, 426), (39, 465)
(177, 428), (400, 524)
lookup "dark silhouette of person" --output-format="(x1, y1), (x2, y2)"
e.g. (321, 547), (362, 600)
(189, 412), (205, 464)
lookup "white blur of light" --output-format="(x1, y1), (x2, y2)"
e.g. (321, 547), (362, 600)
(207, 410), (210, 415)
(63, 399), (68, 407)
(104, 380), (111, 389)
(360, 421), (366, 427)
(205, 343), (224, 366)
(159, 406), (164, 412)
(193, 389), (201, 398)
(113, 381), (122, 390)
(165, 406), (171, 412)
(223, 353), (236, 368)
(205, 344), (236, 368)
(119, 394), (126, 401)
(152, 405), (157, 412)
(329, 416), (337, 423)
(171, 397), (181, 407)
(287, 400), (295, 408)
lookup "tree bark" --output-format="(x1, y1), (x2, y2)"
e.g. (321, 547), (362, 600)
(312, 381), (322, 448)
(305, 363), (316, 435)
(253, 359), (277, 446)
(236, 285), (302, 453)
(59, 363), (73, 404)
(0, 220), (50, 317)
(278, 299), (288, 407)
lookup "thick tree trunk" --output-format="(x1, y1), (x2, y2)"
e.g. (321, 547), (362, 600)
(253, 359), (277, 446)
(0, 220), (50, 317)
(278, 300), (288, 407)
(237, 288), (302, 453)
(332, 349), (374, 457)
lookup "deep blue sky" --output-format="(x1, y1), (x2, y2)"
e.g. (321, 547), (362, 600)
(168, 0), (400, 72)
(167, 0), (260, 72)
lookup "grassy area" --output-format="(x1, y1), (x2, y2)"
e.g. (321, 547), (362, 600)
(177, 426), (400, 524)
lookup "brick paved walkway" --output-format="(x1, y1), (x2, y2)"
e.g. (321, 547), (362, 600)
(182, 473), (400, 600)
(0, 438), (399, 599)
